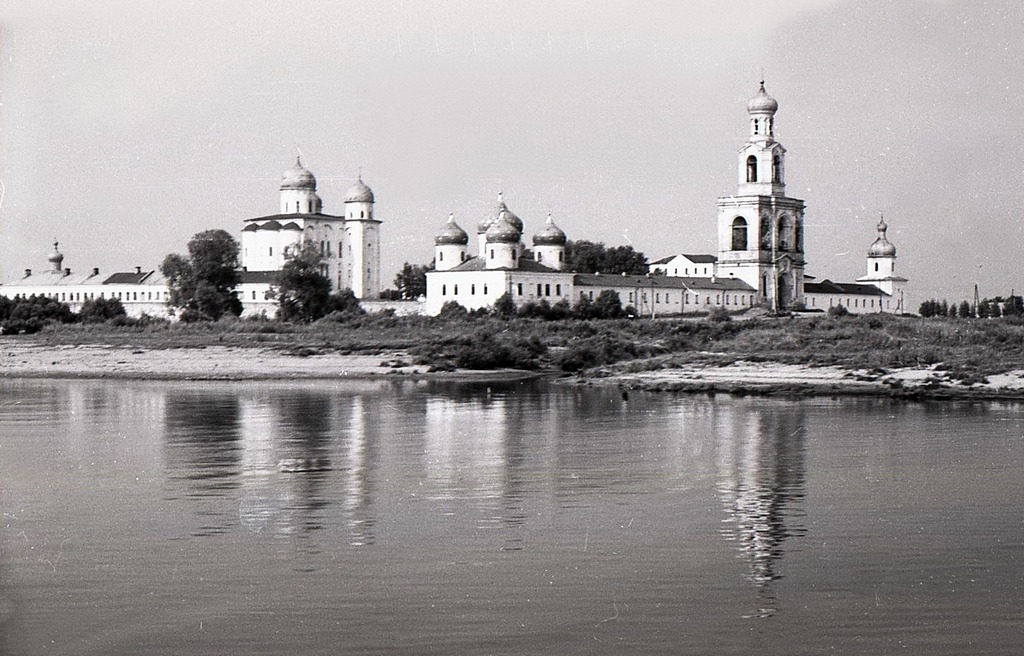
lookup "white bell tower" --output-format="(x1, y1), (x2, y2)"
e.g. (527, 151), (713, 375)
(717, 82), (806, 311)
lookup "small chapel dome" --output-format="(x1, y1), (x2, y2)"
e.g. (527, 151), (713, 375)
(533, 214), (567, 245)
(868, 218), (897, 258)
(486, 213), (522, 244)
(747, 81), (779, 114)
(344, 176), (375, 203)
(47, 241), (64, 267)
(280, 157), (317, 190)
(435, 213), (469, 245)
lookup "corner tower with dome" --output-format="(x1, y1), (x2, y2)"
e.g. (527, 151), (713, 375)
(240, 158), (382, 299)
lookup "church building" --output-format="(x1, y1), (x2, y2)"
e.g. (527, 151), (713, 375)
(241, 158), (381, 300)
(425, 81), (908, 316)
(1, 160), (383, 317)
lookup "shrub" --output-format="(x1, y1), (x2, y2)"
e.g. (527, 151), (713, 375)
(827, 304), (849, 318)
(79, 297), (126, 323)
(707, 307), (732, 323)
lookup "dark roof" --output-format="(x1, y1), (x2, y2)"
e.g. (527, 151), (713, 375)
(244, 212), (344, 223)
(103, 271), (153, 285)
(444, 257), (561, 274)
(281, 221), (302, 231)
(237, 270), (280, 284)
(574, 273), (754, 292)
(804, 279), (888, 297)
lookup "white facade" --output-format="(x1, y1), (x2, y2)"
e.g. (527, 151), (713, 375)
(648, 254), (717, 278)
(240, 159), (382, 299)
(715, 82), (806, 311)
(426, 82), (909, 318)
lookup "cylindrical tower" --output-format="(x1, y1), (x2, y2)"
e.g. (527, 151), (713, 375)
(434, 213), (469, 271)
(532, 213), (567, 270)
(279, 157), (321, 214)
(484, 213), (521, 269)
(344, 176), (380, 299)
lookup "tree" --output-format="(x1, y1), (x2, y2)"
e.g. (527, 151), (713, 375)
(565, 240), (648, 275)
(592, 290), (625, 318)
(958, 300), (972, 318)
(393, 262), (429, 300)
(492, 293), (517, 318)
(275, 242), (334, 322)
(79, 297), (126, 323)
(161, 229), (242, 321)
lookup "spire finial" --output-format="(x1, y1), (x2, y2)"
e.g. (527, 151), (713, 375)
(448, 212), (455, 223)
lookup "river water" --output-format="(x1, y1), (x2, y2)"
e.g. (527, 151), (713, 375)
(1, 378), (1022, 655)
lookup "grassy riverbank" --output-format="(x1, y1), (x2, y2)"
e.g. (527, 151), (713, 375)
(7, 311), (1024, 389)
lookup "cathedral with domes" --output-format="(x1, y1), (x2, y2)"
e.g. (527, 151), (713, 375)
(241, 157), (381, 299)
(0, 159), (383, 318)
(1, 82), (906, 318)
(425, 82), (907, 316)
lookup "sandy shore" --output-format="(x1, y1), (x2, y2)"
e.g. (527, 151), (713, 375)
(0, 342), (533, 382)
(5, 341), (1024, 400)
(582, 360), (1024, 400)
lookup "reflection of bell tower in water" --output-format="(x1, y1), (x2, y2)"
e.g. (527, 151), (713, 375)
(717, 82), (806, 310)
(716, 404), (807, 614)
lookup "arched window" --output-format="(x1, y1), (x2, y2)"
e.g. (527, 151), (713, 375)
(777, 215), (792, 251)
(753, 118), (760, 135)
(772, 155), (781, 183)
(746, 155), (758, 183)
(731, 217), (748, 250)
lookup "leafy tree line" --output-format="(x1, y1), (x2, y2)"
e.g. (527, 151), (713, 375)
(919, 296), (1024, 319)
(0, 295), (128, 334)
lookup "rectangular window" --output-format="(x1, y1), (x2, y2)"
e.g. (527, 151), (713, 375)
(483, 284), (488, 295)
(471, 284), (476, 295)
(545, 284), (551, 297)
(656, 293), (660, 303)
(629, 292), (634, 303)
(442, 285), (447, 296)
(269, 247), (273, 256)
(589, 292), (594, 300)
(555, 284), (561, 296)
(517, 283), (523, 296)
(252, 291), (257, 300)
(538, 284), (543, 296)
(454, 285), (458, 295)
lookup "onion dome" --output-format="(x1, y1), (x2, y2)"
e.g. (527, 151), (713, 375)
(747, 81), (778, 114)
(344, 176), (375, 203)
(868, 217), (897, 257)
(485, 213), (522, 244)
(47, 241), (64, 269)
(477, 214), (494, 234)
(435, 213), (469, 245)
(495, 194), (524, 233)
(533, 214), (567, 246)
(280, 156), (317, 190)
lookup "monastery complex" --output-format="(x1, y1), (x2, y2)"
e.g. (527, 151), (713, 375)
(1, 83), (907, 318)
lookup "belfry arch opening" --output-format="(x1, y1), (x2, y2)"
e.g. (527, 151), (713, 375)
(731, 217), (748, 251)
(746, 156), (758, 183)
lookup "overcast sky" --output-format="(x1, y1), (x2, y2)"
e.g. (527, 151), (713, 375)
(1, 0), (1021, 305)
